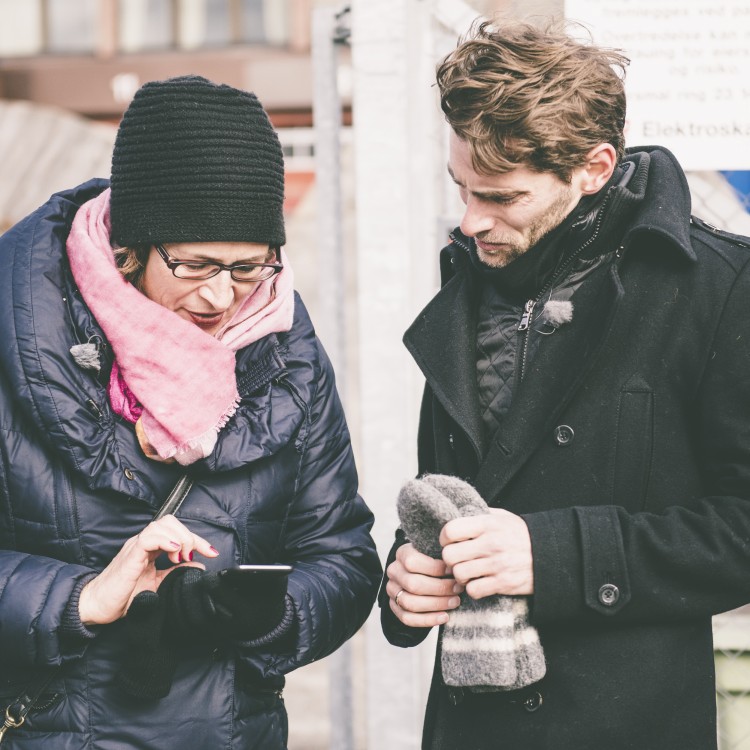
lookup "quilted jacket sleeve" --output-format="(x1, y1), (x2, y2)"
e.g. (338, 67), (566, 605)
(241, 340), (382, 675)
(0, 551), (98, 667)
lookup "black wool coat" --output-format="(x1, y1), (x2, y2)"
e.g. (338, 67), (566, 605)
(381, 147), (750, 750)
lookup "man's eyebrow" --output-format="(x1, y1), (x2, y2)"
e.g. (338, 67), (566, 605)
(446, 164), (527, 199)
(473, 188), (527, 200)
(447, 164), (462, 185)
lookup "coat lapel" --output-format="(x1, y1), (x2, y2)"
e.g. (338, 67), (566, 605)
(474, 260), (624, 506)
(404, 267), (485, 461)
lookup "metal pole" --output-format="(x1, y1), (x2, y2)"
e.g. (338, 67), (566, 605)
(351, 0), (446, 747)
(312, 7), (353, 750)
(312, 5), (348, 396)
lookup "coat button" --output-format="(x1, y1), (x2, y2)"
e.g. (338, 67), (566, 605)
(553, 425), (575, 446)
(522, 691), (543, 712)
(124, 468), (135, 480)
(598, 583), (620, 606)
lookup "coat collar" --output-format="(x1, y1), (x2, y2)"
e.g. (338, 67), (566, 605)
(404, 253), (485, 461)
(619, 147), (695, 262)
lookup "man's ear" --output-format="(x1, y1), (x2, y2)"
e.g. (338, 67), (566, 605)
(579, 143), (617, 195)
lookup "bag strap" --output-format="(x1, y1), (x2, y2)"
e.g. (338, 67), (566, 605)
(0, 673), (57, 742)
(0, 474), (193, 744)
(153, 474), (194, 521)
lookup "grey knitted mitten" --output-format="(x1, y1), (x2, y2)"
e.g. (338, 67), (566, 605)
(397, 474), (546, 692)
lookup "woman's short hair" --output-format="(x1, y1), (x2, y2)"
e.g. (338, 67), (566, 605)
(114, 245), (150, 290)
(437, 20), (629, 182)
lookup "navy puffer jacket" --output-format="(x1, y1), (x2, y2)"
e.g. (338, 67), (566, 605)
(0, 180), (382, 749)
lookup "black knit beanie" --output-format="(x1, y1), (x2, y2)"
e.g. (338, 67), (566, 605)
(110, 75), (285, 247)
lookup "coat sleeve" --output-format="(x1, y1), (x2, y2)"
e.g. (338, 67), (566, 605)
(379, 384), (458, 647)
(524, 253), (750, 626)
(241, 341), (382, 675)
(378, 529), (434, 648)
(0, 551), (98, 667)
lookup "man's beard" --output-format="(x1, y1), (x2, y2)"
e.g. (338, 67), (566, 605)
(475, 184), (576, 269)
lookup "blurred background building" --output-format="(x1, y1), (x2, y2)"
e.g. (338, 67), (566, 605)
(1, 1), (749, 748)
(0, 0), (329, 234)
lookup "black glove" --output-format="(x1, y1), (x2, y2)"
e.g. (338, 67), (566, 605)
(115, 566), (291, 700)
(115, 590), (177, 700)
(159, 566), (290, 643)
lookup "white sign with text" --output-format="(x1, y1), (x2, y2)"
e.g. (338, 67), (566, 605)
(564, 0), (750, 170)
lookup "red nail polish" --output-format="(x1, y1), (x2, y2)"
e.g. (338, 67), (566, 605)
(188, 551), (194, 562)
(209, 546), (219, 555)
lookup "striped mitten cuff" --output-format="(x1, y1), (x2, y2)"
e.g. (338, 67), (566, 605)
(397, 473), (546, 691)
(442, 594), (546, 692)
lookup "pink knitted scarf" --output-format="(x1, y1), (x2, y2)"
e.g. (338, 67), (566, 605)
(66, 189), (294, 465)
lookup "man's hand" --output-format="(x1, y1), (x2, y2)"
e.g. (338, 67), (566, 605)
(385, 543), (462, 628)
(439, 508), (534, 598)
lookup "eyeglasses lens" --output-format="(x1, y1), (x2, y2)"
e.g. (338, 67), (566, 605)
(172, 264), (277, 282)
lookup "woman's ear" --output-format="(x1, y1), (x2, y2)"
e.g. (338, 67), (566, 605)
(579, 143), (617, 195)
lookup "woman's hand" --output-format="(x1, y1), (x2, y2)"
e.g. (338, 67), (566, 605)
(386, 543), (463, 628)
(78, 514), (219, 626)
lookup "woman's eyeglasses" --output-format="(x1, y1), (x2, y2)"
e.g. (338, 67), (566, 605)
(154, 244), (283, 283)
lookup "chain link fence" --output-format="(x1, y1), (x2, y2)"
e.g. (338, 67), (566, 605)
(687, 170), (750, 750)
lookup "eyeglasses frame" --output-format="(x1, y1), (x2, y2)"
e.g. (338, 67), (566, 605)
(154, 243), (283, 282)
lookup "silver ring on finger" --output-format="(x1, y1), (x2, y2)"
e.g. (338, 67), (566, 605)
(394, 589), (406, 609)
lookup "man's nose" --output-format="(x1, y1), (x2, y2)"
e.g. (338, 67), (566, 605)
(459, 196), (495, 238)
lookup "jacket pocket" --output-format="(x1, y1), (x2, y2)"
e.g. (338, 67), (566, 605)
(612, 374), (654, 510)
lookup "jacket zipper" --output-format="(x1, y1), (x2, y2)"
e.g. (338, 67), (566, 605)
(449, 196), (613, 384)
(515, 190), (615, 381)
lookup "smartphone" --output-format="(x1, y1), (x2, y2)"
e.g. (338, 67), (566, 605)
(220, 564), (293, 579)
(219, 564), (293, 596)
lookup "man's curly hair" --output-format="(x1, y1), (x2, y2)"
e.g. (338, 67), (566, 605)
(437, 20), (629, 182)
